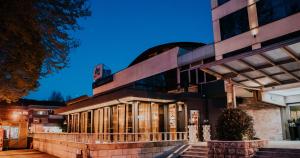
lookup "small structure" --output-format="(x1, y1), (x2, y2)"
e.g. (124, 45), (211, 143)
(0, 99), (65, 149)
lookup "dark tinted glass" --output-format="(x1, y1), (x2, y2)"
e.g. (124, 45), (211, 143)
(190, 69), (197, 84)
(133, 69), (177, 92)
(218, 0), (230, 6)
(257, 0), (300, 26)
(219, 7), (250, 40)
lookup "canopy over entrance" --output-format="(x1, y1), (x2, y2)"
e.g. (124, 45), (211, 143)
(193, 37), (300, 89)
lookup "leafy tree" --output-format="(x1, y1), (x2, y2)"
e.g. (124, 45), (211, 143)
(65, 95), (72, 102)
(0, 0), (91, 102)
(49, 91), (64, 102)
(216, 108), (255, 140)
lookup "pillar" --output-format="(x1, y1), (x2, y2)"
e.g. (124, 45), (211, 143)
(225, 79), (236, 109)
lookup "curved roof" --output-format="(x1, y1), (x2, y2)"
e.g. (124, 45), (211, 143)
(128, 42), (205, 67)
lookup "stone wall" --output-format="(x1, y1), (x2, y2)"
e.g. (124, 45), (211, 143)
(208, 140), (268, 158)
(33, 138), (186, 158)
(245, 107), (283, 140)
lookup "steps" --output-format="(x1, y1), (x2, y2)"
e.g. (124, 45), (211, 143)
(180, 145), (208, 158)
(254, 148), (300, 158)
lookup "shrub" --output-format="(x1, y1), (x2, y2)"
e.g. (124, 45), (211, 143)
(216, 108), (255, 141)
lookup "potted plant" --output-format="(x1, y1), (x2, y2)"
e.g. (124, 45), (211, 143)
(208, 109), (267, 158)
(288, 119), (297, 140)
(296, 118), (300, 140)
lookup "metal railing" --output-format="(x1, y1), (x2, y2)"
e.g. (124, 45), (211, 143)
(30, 132), (188, 144)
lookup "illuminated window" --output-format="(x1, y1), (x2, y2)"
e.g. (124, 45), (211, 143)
(10, 127), (19, 139)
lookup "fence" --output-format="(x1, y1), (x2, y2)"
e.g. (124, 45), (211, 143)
(29, 132), (188, 144)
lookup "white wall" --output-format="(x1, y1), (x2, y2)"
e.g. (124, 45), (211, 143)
(262, 92), (286, 106)
(246, 108), (283, 140)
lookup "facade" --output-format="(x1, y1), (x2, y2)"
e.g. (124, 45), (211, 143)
(206, 0), (300, 140)
(0, 99), (65, 149)
(56, 42), (227, 142)
(55, 0), (300, 143)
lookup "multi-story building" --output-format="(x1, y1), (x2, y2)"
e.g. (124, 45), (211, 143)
(54, 0), (300, 143)
(0, 99), (65, 149)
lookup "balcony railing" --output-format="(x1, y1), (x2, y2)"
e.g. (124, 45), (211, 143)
(30, 132), (188, 144)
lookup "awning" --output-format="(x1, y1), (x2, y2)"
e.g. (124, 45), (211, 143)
(55, 87), (202, 115)
(193, 37), (300, 89)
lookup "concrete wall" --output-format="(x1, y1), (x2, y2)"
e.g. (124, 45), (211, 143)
(212, 0), (300, 60)
(246, 108), (283, 140)
(33, 138), (186, 158)
(262, 93), (286, 106)
(93, 47), (179, 95)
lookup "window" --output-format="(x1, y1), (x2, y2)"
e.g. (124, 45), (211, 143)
(257, 0), (300, 26)
(218, 0), (229, 6)
(220, 7), (250, 40)
(10, 127), (19, 139)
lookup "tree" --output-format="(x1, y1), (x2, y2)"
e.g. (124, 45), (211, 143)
(0, 0), (91, 102)
(49, 91), (64, 102)
(65, 95), (72, 102)
(216, 108), (255, 140)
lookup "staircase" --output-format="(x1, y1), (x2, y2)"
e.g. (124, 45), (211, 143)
(254, 148), (300, 158)
(180, 145), (208, 158)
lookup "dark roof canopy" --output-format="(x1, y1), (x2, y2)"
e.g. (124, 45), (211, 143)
(128, 42), (205, 67)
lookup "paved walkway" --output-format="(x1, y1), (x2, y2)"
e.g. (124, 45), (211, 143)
(0, 149), (58, 158)
(267, 141), (300, 149)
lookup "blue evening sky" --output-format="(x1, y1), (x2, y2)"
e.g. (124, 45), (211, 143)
(26, 0), (213, 100)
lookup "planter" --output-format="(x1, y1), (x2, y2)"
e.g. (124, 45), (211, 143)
(289, 127), (297, 140)
(208, 140), (268, 158)
(297, 125), (300, 140)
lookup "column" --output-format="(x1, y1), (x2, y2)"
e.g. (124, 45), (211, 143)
(225, 79), (236, 109)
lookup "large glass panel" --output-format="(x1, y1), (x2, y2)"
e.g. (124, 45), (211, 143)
(112, 106), (118, 141)
(138, 102), (151, 141)
(99, 108), (104, 133)
(218, 0), (229, 6)
(94, 110), (99, 133)
(118, 104), (125, 142)
(180, 71), (189, 88)
(190, 69), (197, 84)
(80, 112), (86, 133)
(103, 107), (110, 141)
(126, 104), (133, 141)
(151, 103), (159, 140)
(257, 0), (300, 26)
(219, 7), (250, 40)
(87, 111), (92, 133)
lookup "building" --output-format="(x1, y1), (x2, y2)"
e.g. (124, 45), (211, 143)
(0, 99), (65, 149)
(56, 42), (227, 142)
(205, 0), (300, 140)
(55, 0), (300, 142)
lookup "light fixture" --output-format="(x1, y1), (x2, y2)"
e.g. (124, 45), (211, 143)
(251, 28), (258, 38)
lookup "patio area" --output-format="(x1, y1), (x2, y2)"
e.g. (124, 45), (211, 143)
(0, 149), (58, 158)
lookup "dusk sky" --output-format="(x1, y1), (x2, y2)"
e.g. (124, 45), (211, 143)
(26, 0), (213, 100)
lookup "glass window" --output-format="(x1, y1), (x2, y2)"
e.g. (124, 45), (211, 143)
(219, 7), (250, 40)
(2, 126), (10, 139)
(190, 69), (197, 84)
(180, 71), (189, 88)
(257, 0), (300, 26)
(218, 0), (229, 6)
(10, 127), (19, 139)
(198, 70), (205, 83)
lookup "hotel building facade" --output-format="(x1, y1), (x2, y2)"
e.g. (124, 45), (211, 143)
(54, 0), (300, 143)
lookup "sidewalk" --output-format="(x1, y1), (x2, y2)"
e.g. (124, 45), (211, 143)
(0, 149), (58, 158)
